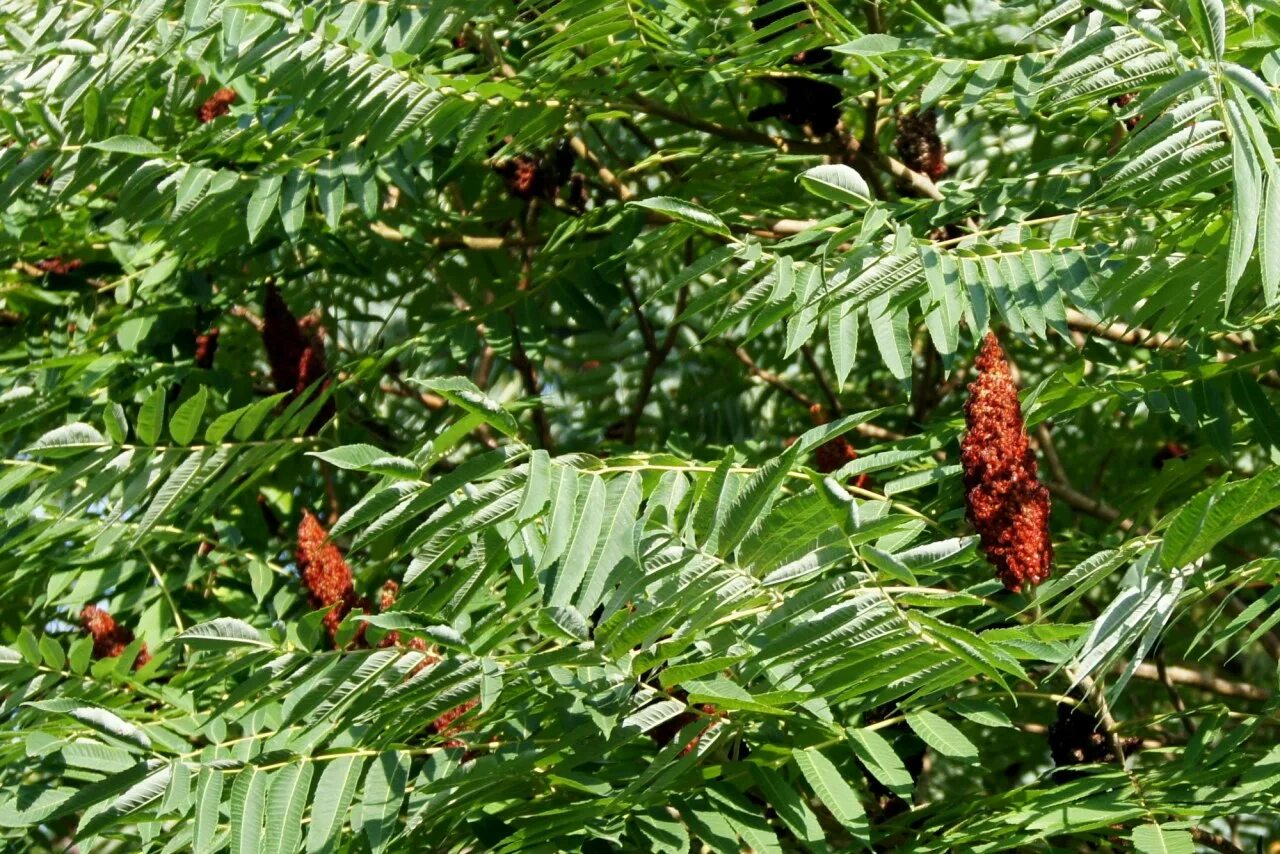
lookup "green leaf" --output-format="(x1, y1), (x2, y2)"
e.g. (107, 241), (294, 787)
(263, 760), (314, 854)
(905, 710), (978, 760)
(537, 605), (590, 641)
(169, 387), (207, 446)
(847, 727), (914, 800)
(229, 765), (266, 854)
(193, 767), (225, 854)
(279, 170), (310, 239)
(630, 196), (731, 237)
(922, 59), (967, 109)
(716, 442), (801, 556)
(137, 387), (166, 446)
(1162, 469), (1280, 568)
(868, 293), (912, 382)
(516, 449), (551, 521)
(793, 747), (869, 836)
(411, 376), (520, 437)
(172, 618), (273, 651)
(1130, 824), (1195, 854)
(1226, 101), (1261, 312)
(24, 422), (106, 456)
(799, 164), (873, 208)
(692, 447), (736, 550)
(358, 751), (408, 853)
(305, 755), (364, 854)
(105, 403), (129, 444)
(86, 135), (163, 156)
(247, 175), (283, 242)
(1187, 0), (1225, 60)
(832, 34), (907, 56)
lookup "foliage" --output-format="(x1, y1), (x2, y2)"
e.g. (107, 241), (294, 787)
(1, 0), (1279, 850)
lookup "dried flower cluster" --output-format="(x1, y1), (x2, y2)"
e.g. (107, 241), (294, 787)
(197, 87), (236, 123)
(81, 605), (150, 669)
(895, 110), (947, 180)
(747, 3), (842, 135)
(1048, 703), (1141, 769)
(961, 333), (1053, 592)
(261, 283), (334, 428)
(808, 404), (871, 488)
(296, 510), (368, 641)
(493, 141), (576, 201)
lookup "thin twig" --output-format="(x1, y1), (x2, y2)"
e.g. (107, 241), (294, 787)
(801, 344), (842, 415)
(1153, 650), (1196, 735)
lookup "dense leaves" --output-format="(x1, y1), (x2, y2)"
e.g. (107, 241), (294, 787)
(1, 0), (1279, 851)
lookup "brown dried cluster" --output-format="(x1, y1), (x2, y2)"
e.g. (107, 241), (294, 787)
(296, 510), (369, 641)
(747, 3), (842, 135)
(194, 327), (219, 369)
(961, 333), (1053, 592)
(1108, 93), (1143, 131)
(261, 283), (334, 427)
(197, 88), (236, 123)
(81, 605), (151, 669)
(895, 110), (947, 180)
(1048, 703), (1141, 770)
(494, 141), (576, 201)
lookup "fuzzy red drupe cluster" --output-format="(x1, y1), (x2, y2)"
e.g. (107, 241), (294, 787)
(81, 605), (150, 669)
(961, 333), (1053, 592)
(296, 510), (368, 641)
(197, 87), (236, 123)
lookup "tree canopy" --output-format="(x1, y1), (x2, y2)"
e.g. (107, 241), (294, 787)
(1, 0), (1279, 851)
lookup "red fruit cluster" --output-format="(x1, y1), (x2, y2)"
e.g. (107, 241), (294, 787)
(493, 141), (576, 202)
(432, 698), (480, 748)
(961, 333), (1053, 592)
(296, 510), (368, 641)
(1108, 93), (1143, 131)
(81, 605), (151, 669)
(194, 327), (219, 369)
(197, 88), (236, 123)
(35, 258), (83, 276)
(895, 110), (948, 180)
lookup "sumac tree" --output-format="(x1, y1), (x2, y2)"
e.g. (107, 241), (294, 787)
(1, 0), (1278, 851)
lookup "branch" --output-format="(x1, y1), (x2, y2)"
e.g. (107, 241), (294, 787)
(1190, 828), (1246, 854)
(729, 344), (817, 409)
(801, 344), (842, 415)
(1044, 480), (1137, 532)
(629, 96), (840, 155)
(570, 135), (634, 202)
(1130, 661), (1270, 702)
